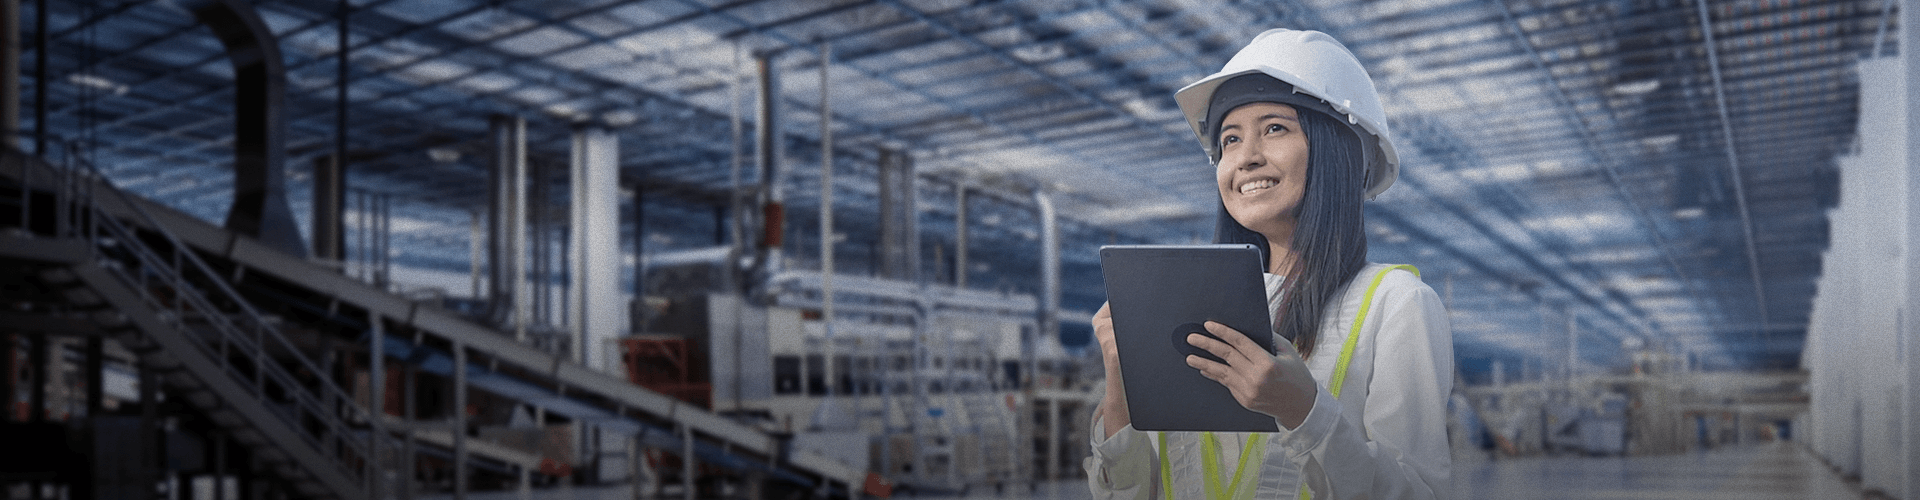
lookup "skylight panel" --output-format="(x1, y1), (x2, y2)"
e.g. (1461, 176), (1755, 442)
(496, 26), (589, 56)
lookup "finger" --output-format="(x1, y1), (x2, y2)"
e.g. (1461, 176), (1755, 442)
(1194, 325), (1256, 367)
(1185, 354), (1231, 382)
(1205, 321), (1269, 357)
(1182, 332), (1244, 367)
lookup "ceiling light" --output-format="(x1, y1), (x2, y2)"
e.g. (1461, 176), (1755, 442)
(1011, 43), (1063, 63)
(67, 73), (129, 95)
(602, 110), (640, 127)
(1674, 206), (1706, 219)
(1610, 79), (1660, 95)
(427, 147), (461, 163)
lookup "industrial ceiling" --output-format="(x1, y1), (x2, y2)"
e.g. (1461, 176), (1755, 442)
(33, 0), (1890, 379)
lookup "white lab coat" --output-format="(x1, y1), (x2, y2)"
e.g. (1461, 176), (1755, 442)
(1085, 263), (1454, 499)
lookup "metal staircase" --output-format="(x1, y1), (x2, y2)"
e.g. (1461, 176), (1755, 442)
(1, 143), (868, 498)
(2, 145), (377, 499)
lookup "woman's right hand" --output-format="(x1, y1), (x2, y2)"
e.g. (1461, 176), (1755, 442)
(1093, 302), (1131, 438)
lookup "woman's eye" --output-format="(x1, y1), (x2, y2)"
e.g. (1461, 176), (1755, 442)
(1220, 135), (1240, 147)
(1266, 123), (1286, 134)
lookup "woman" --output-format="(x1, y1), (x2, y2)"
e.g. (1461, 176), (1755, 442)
(1085, 29), (1454, 499)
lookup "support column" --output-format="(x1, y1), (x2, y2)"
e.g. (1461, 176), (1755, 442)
(313, 154), (346, 263)
(138, 348), (160, 500)
(403, 364), (417, 500)
(819, 41), (839, 402)
(453, 342), (469, 500)
(2, 335), (12, 421)
(1046, 397), (1060, 481)
(2, 0), (17, 148)
(1903, 0), (1920, 496)
(27, 334), (45, 422)
(954, 184), (968, 288)
(369, 311), (386, 499)
(85, 337), (102, 416)
(570, 127), (623, 371)
(681, 424), (695, 500)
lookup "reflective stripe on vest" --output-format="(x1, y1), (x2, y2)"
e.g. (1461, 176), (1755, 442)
(1155, 264), (1419, 500)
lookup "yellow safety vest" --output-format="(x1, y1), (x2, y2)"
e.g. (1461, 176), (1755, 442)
(1157, 264), (1419, 500)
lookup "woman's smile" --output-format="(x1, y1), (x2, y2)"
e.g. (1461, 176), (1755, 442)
(1238, 177), (1280, 195)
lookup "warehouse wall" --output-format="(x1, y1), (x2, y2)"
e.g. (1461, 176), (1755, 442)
(1804, 56), (1908, 497)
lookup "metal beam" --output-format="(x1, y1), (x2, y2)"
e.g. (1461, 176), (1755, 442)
(1693, 0), (1772, 336)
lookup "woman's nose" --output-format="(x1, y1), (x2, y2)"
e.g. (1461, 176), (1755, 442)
(1236, 142), (1264, 169)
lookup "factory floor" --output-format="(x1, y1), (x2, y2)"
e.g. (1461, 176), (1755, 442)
(415, 441), (1862, 499)
(1450, 441), (1865, 500)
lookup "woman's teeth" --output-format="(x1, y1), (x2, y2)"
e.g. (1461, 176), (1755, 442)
(1240, 179), (1276, 195)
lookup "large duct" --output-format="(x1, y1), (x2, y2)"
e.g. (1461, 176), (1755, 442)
(878, 148), (918, 281)
(311, 154), (345, 262)
(1035, 190), (1059, 344)
(191, 0), (305, 256)
(570, 127), (623, 371)
(489, 115), (530, 339)
(750, 52), (784, 285)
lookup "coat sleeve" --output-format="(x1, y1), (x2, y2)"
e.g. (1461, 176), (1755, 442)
(1264, 271), (1455, 499)
(1084, 403), (1160, 500)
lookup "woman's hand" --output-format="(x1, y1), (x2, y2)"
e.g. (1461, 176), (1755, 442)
(1185, 321), (1318, 429)
(1092, 303), (1132, 438)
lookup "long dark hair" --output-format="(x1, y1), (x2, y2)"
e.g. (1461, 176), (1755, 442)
(1214, 107), (1369, 359)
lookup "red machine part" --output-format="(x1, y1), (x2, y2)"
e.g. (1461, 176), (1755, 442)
(620, 336), (711, 409)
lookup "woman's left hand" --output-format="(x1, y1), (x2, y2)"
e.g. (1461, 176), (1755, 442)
(1185, 321), (1319, 430)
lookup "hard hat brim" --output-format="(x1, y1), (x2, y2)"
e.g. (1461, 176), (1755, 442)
(1175, 66), (1399, 200)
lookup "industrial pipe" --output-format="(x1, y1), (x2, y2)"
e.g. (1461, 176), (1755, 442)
(753, 51), (784, 284)
(190, 0), (306, 256)
(819, 41), (837, 398)
(1036, 189), (1059, 346)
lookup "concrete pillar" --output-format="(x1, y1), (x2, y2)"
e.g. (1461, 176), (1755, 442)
(571, 127), (623, 371)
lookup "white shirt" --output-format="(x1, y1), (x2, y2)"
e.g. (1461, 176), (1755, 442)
(1084, 263), (1454, 499)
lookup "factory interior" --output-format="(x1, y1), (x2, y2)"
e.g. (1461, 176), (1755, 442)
(1, 0), (1916, 498)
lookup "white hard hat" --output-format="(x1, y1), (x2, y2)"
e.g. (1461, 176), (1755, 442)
(1175, 29), (1398, 199)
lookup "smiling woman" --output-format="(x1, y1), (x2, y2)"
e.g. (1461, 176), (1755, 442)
(1086, 29), (1454, 500)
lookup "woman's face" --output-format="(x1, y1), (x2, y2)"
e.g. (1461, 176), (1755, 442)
(1215, 102), (1310, 239)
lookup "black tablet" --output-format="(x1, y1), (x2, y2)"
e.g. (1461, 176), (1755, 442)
(1099, 244), (1278, 432)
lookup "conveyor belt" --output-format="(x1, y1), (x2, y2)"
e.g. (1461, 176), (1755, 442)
(0, 150), (865, 494)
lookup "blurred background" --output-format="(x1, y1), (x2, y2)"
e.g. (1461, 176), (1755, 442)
(0, 0), (1914, 498)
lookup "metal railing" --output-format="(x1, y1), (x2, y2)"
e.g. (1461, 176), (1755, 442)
(8, 141), (383, 498)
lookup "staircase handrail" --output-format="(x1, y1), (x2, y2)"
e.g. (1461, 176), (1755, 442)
(13, 140), (377, 496)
